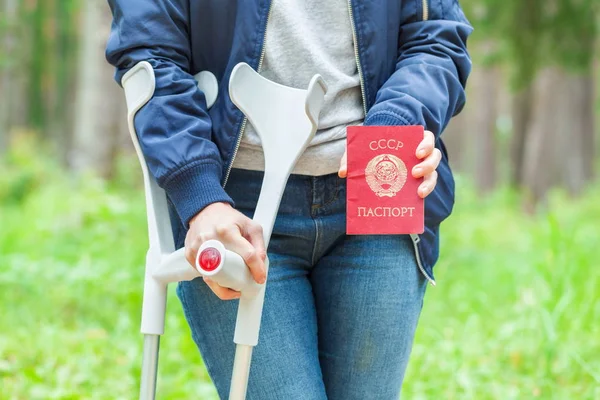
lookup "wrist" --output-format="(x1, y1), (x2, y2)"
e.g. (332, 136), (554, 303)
(161, 161), (234, 227)
(190, 202), (233, 225)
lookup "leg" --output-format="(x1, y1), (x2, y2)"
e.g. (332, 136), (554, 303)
(311, 233), (427, 400)
(177, 169), (327, 400)
(178, 247), (327, 400)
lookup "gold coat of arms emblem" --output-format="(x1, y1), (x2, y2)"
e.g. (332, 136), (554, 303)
(365, 154), (407, 197)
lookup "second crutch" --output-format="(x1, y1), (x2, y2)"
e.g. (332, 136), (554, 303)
(121, 61), (328, 400)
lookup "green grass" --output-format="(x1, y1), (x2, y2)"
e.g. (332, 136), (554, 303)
(1, 157), (599, 399)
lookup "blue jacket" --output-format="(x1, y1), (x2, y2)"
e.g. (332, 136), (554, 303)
(106, 0), (473, 282)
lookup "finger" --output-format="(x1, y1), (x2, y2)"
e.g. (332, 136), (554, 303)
(218, 225), (266, 284)
(418, 171), (438, 198)
(416, 130), (435, 159)
(338, 151), (347, 178)
(204, 277), (242, 300)
(185, 236), (201, 267)
(244, 222), (267, 262)
(412, 148), (442, 178)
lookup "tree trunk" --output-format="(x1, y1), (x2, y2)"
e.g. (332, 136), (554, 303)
(28, 0), (49, 132)
(472, 66), (499, 193)
(96, 2), (128, 180)
(521, 67), (593, 207)
(0, 0), (18, 153)
(522, 68), (563, 207)
(51, 0), (78, 166)
(580, 71), (596, 184)
(71, 0), (126, 179)
(510, 85), (534, 188)
(559, 72), (595, 194)
(10, 0), (30, 129)
(71, 0), (98, 172)
(442, 105), (468, 174)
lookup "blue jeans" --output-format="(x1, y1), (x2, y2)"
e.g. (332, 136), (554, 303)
(177, 168), (427, 399)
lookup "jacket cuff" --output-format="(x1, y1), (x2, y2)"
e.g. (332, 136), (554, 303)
(364, 110), (414, 127)
(162, 162), (234, 227)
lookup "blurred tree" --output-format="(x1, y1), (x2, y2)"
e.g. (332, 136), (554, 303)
(442, 106), (468, 173)
(28, 0), (49, 131)
(1, 0), (81, 158)
(472, 42), (499, 193)
(8, 0), (31, 129)
(52, 0), (79, 165)
(446, 2), (506, 192)
(0, 0), (17, 153)
(459, 0), (597, 205)
(443, 49), (500, 191)
(71, 0), (126, 179)
(509, 86), (533, 188)
(518, 0), (597, 204)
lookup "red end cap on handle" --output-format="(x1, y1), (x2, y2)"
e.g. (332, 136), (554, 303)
(198, 247), (222, 272)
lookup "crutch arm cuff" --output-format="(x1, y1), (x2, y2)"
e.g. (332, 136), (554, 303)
(162, 161), (234, 227)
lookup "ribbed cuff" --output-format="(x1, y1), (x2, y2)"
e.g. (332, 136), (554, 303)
(162, 162), (234, 227)
(364, 111), (413, 127)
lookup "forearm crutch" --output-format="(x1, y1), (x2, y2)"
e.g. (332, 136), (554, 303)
(121, 61), (327, 400)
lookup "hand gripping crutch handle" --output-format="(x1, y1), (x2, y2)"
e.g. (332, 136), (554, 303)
(196, 240), (262, 294)
(196, 239), (267, 349)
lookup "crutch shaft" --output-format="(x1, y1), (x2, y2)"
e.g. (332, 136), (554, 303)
(229, 345), (254, 400)
(140, 334), (160, 400)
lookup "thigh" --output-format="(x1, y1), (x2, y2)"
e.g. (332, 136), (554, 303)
(311, 234), (427, 400)
(177, 247), (327, 400)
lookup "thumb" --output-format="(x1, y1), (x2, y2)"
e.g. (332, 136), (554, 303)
(338, 150), (347, 178)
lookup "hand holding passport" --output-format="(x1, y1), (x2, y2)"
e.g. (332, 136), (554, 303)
(346, 126), (425, 235)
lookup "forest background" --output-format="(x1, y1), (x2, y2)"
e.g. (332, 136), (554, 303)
(1, 1), (599, 398)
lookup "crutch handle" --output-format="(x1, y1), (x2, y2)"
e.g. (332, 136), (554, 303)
(196, 239), (267, 348)
(196, 240), (263, 294)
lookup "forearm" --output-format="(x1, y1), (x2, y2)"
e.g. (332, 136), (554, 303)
(106, 0), (233, 225)
(365, 1), (473, 138)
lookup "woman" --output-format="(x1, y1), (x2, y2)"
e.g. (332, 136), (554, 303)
(107, 1), (472, 398)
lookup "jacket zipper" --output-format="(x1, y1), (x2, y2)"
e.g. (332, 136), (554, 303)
(411, 234), (436, 286)
(416, 0), (433, 278)
(223, 1), (274, 186)
(347, 0), (368, 116)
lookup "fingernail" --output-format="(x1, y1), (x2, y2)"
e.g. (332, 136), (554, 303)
(413, 167), (422, 176)
(418, 149), (426, 158)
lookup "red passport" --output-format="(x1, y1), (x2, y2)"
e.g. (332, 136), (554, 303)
(346, 126), (424, 235)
